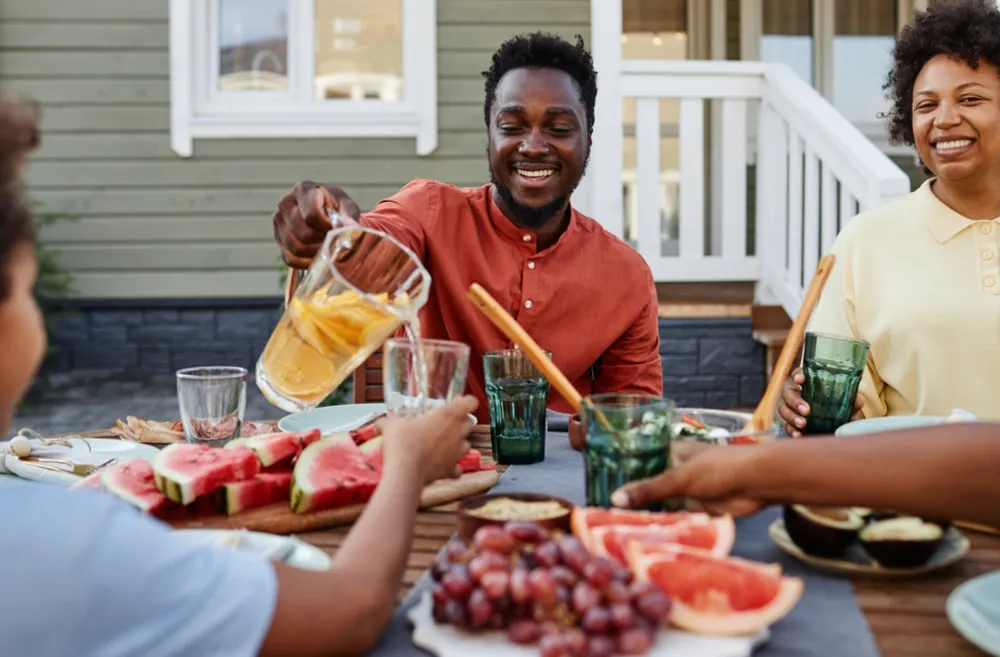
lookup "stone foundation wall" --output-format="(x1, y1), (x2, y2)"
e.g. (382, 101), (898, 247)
(47, 303), (766, 410)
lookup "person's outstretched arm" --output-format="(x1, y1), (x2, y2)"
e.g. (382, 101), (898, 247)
(2, 397), (479, 657)
(612, 422), (1000, 527)
(260, 396), (477, 656)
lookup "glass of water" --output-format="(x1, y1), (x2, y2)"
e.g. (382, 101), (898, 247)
(483, 349), (551, 465)
(383, 338), (471, 417)
(176, 366), (248, 446)
(800, 331), (870, 435)
(582, 394), (675, 510)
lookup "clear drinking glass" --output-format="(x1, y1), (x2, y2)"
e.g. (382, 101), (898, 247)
(256, 225), (431, 413)
(176, 366), (248, 446)
(483, 349), (550, 465)
(383, 338), (471, 417)
(800, 331), (870, 435)
(581, 393), (676, 511)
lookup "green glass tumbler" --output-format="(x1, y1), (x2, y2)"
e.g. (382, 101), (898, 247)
(581, 393), (675, 511)
(800, 331), (870, 435)
(483, 349), (550, 465)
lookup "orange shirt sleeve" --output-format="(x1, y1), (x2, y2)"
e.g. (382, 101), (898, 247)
(591, 272), (663, 396)
(358, 179), (437, 261)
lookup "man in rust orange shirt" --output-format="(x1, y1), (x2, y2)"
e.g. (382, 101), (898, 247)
(272, 33), (662, 422)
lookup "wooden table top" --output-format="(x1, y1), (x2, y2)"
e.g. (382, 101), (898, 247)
(70, 425), (998, 655)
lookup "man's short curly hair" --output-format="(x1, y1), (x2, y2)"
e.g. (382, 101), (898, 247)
(482, 32), (598, 135)
(0, 97), (39, 302)
(884, 0), (1000, 146)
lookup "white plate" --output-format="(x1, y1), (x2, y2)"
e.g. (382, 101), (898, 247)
(62, 438), (161, 462)
(278, 403), (388, 433)
(833, 415), (949, 437)
(768, 518), (969, 577)
(408, 592), (768, 657)
(173, 528), (332, 571)
(947, 571), (1000, 656)
(278, 403), (478, 434)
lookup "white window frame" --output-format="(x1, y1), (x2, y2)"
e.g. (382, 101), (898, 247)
(169, 0), (437, 158)
(740, 0), (918, 157)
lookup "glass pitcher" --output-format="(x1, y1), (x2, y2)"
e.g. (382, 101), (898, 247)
(256, 225), (430, 413)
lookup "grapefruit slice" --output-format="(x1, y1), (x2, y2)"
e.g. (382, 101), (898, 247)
(589, 514), (735, 565)
(630, 543), (803, 636)
(570, 507), (706, 553)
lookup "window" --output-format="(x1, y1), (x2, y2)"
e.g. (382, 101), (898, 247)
(743, 0), (909, 154)
(832, 0), (896, 128)
(169, 0), (437, 157)
(759, 0), (813, 85)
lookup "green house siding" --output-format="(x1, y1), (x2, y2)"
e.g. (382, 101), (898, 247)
(0, 0), (590, 299)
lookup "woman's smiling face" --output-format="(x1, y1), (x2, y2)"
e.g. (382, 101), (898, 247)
(912, 54), (1000, 182)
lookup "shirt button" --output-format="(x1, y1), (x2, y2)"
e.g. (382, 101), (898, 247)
(522, 234), (531, 242)
(524, 300), (533, 309)
(528, 261), (536, 270)
(984, 250), (995, 261)
(980, 223), (992, 235)
(985, 277), (996, 288)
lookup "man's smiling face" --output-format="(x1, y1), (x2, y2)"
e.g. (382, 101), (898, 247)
(487, 66), (591, 228)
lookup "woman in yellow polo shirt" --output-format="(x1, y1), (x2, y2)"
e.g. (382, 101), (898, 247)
(780, 0), (1000, 434)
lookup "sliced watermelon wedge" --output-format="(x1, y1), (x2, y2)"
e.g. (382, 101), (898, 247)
(71, 470), (106, 490)
(356, 438), (493, 477)
(226, 429), (321, 468)
(213, 471), (293, 515)
(153, 443), (260, 505)
(290, 433), (380, 514)
(100, 459), (171, 515)
(456, 448), (495, 473)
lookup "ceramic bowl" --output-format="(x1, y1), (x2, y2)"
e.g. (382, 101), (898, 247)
(456, 492), (574, 542)
(568, 407), (779, 451)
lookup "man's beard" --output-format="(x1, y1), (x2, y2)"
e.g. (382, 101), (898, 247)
(488, 148), (590, 229)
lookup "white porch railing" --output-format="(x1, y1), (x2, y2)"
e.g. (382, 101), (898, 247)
(613, 60), (911, 318)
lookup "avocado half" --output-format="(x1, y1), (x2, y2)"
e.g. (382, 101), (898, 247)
(858, 516), (945, 568)
(783, 505), (867, 558)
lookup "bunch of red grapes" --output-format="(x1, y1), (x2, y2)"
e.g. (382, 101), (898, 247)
(429, 521), (672, 656)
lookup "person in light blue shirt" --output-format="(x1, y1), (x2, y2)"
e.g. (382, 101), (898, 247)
(0, 98), (480, 656)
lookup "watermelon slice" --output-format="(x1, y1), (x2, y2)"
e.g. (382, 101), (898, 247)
(359, 437), (384, 472)
(213, 471), (293, 515)
(356, 437), (493, 476)
(153, 443), (260, 505)
(350, 424), (381, 445)
(225, 429), (321, 468)
(290, 433), (380, 513)
(630, 543), (803, 636)
(571, 507), (702, 554)
(71, 470), (106, 490)
(100, 459), (171, 515)
(456, 448), (495, 473)
(589, 515), (736, 565)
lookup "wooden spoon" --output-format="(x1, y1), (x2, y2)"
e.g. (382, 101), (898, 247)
(466, 283), (583, 411)
(465, 283), (616, 435)
(741, 254), (837, 436)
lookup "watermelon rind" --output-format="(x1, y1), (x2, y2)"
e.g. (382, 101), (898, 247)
(153, 443), (260, 505)
(245, 429), (322, 467)
(100, 458), (169, 514)
(290, 433), (380, 514)
(213, 471), (293, 516)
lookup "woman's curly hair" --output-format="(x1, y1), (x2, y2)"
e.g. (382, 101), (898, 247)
(884, 0), (1000, 146)
(0, 97), (40, 301)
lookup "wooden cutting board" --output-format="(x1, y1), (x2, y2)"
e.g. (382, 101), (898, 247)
(167, 469), (499, 535)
